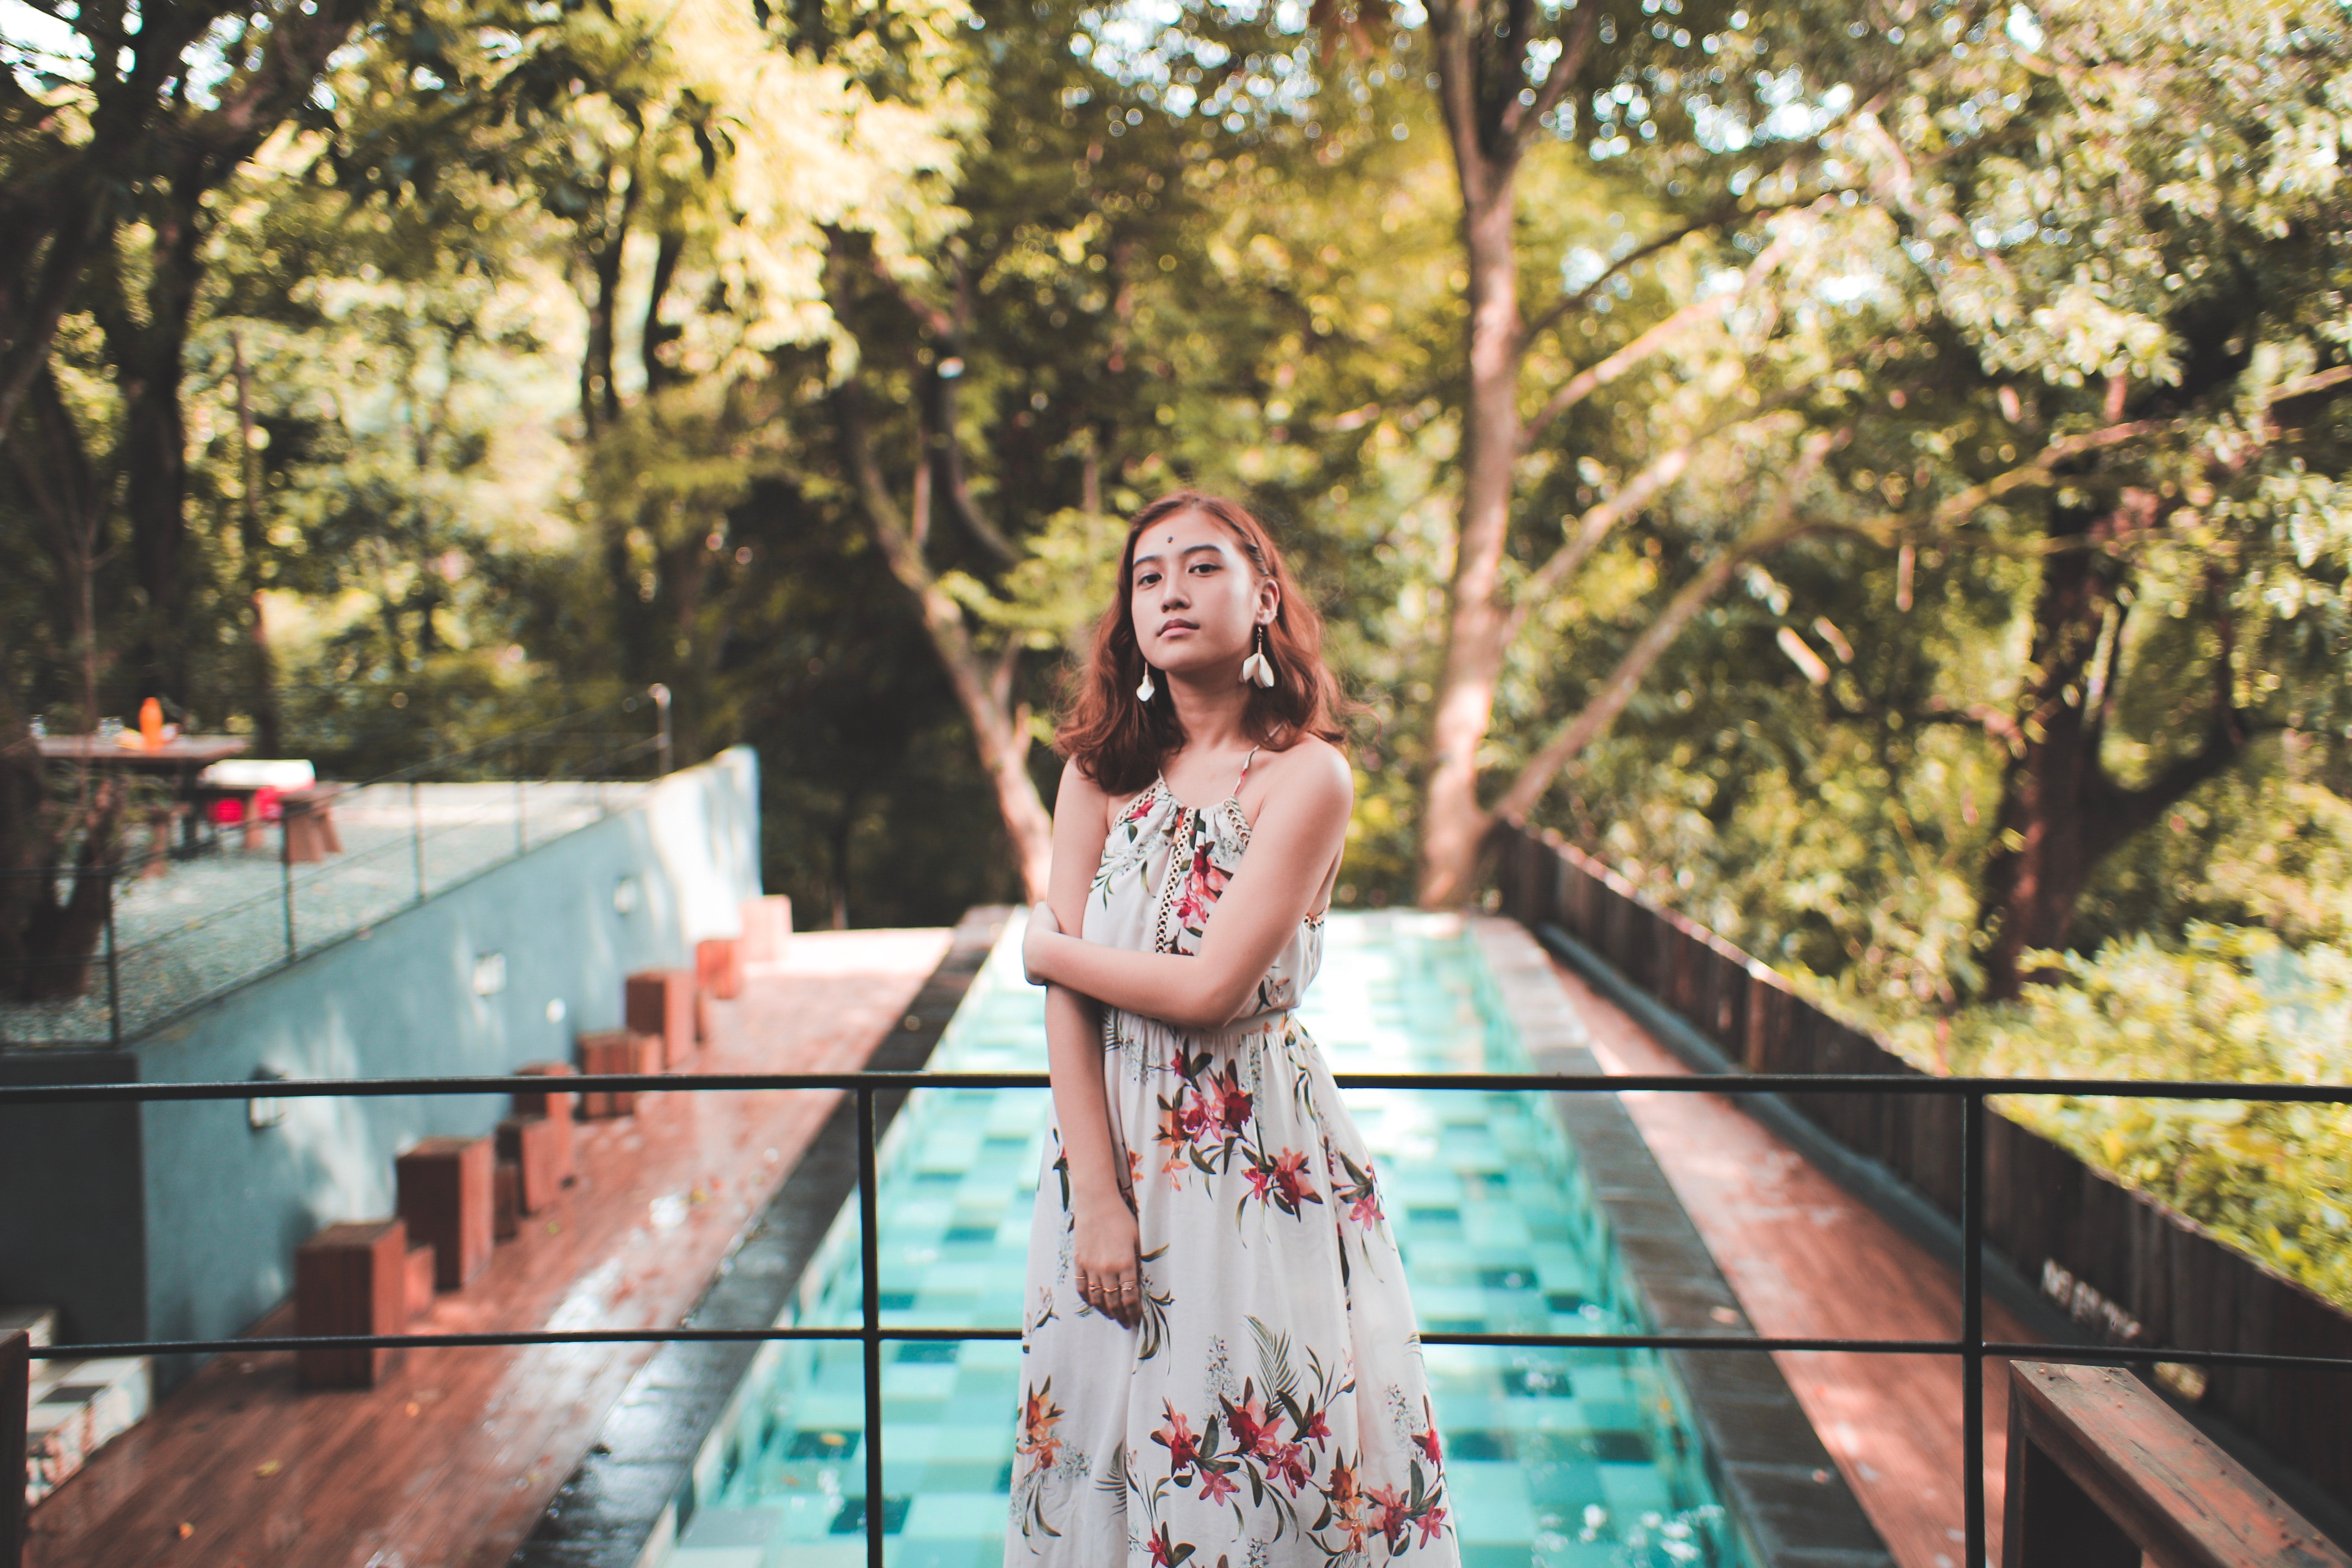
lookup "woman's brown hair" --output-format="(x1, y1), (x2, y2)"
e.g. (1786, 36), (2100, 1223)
(1056, 491), (1349, 795)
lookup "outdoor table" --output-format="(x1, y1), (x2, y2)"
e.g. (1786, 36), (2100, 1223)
(35, 735), (252, 858)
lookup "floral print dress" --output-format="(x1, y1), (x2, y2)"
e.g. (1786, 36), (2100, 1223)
(1010, 752), (1457, 1568)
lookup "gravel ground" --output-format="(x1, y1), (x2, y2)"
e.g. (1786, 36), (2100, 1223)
(0, 780), (652, 1047)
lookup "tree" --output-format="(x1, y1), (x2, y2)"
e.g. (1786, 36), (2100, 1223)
(2, 0), (377, 697)
(1836, 0), (2352, 995)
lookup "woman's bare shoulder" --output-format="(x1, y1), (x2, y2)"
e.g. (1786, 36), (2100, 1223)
(1055, 755), (1118, 830)
(1260, 736), (1352, 815)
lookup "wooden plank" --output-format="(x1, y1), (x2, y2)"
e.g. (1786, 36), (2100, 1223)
(2005, 1361), (2352, 1568)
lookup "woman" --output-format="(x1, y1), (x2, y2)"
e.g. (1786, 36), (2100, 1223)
(1011, 492), (1457, 1566)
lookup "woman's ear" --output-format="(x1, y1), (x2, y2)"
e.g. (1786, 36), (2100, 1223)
(1257, 578), (1280, 625)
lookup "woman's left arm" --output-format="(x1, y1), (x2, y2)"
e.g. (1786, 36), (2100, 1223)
(1024, 747), (1351, 1029)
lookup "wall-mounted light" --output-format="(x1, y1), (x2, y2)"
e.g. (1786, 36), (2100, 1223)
(249, 1065), (290, 1131)
(473, 952), (507, 997)
(545, 997), (567, 1024)
(613, 877), (641, 915)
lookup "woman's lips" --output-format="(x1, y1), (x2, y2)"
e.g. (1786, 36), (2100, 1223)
(1158, 620), (1198, 637)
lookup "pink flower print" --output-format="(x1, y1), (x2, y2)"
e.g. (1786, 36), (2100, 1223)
(1176, 1091), (1214, 1143)
(1416, 1504), (1450, 1547)
(1207, 1063), (1252, 1135)
(1197, 1465), (1239, 1505)
(1153, 1403), (1200, 1476)
(1221, 1390), (1280, 1459)
(1415, 1424), (1444, 1467)
(1271, 1148), (1320, 1210)
(1296, 1406), (1331, 1446)
(1269, 1441), (1314, 1495)
(1125, 790), (1156, 823)
(1172, 841), (1227, 928)
(1245, 1163), (1273, 1202)
(1368, 1484), (1411, 1551)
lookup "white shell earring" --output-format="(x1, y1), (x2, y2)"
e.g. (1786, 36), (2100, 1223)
(1240, 626), (1277, 689)
(1135, 665), (1156, 703)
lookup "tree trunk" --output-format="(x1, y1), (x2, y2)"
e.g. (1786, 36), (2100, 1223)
(838, 383), (1055, 901)
(1976, 496), (2247, 998)
(579, 172), (640, 435)
(104, 154), (208, 705)
(1418, 143), (1523, 908)
(0, 679), (126, 1001)
(230, 334), (283, 754)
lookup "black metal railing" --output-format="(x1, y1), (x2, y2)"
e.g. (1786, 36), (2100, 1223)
(5, 1067), (2350, 1568)
(0, 692), (674, 1047)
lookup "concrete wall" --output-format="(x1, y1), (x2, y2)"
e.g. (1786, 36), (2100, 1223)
(0, 748), (758, 1374)
(0, 1050), (145, 1346)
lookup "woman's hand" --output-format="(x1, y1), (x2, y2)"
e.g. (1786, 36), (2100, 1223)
(1070, 1191), (1142, 1328)
(1023, 900), (1062, 986)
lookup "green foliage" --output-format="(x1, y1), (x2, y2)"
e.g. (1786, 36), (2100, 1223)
(1882, 926), (2352, 1312)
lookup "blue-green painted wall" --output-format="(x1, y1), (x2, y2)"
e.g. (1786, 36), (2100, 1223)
(3, 748), (759, 1378)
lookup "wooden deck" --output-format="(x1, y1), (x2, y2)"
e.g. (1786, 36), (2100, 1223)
(22, 928), (952, 1568)
(1550, 957), (2030, 1568)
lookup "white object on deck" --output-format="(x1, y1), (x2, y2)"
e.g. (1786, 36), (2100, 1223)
(199, 758), (316, 789)
(26, 1352), (151, 1508)
(0, 1306), (54, 1351)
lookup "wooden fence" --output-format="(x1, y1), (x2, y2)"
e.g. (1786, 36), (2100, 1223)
(1493, 824), (2352, 1501)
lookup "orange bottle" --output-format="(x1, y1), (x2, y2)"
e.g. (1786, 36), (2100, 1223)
(139, 697), (164, 750)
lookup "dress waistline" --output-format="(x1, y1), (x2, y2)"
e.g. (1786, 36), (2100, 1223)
(1103, 1004), (1295, 1057)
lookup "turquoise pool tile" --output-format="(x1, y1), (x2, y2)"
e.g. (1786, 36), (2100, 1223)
(669, 916), (1752, 1568)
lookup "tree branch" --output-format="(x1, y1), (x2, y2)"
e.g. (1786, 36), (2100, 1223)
(1519, 227), (1798, 453)
(1505, 382), (1820, 645)
(1497, 5), (1597, 156)
(1487, 429), (1840, 827)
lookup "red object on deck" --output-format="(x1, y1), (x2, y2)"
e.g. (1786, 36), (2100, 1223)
(295, 1220), (410, 1388)
(575, 1030), (658, 1118)
(739, 895), (792, 965)
(513, 1062), (576, 1185)
(404, 1244), (436, 1321)
(625, 969), (697, 1067)
(696, 938), (743, 1000)
(396, 1136), (494, 1290)
(496, 1115), (563, 1215)
(492, 1161), (522, 1241)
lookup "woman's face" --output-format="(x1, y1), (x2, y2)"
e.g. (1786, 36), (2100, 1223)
(1129, 509), (1276, 678)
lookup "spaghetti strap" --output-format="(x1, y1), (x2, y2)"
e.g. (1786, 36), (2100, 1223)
(1234, 744), (1262, 798)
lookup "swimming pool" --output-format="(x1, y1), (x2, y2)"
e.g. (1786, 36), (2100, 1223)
(663, 913), (1751, 1568)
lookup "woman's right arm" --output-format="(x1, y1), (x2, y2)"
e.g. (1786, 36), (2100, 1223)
(1039, 758), (1142, 1327)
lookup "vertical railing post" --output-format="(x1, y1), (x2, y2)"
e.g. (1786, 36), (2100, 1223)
(280, 827), (297, 963)
(104, 865), (122, 1050)
(2, 1327), (27, 1568)
(1962, 1090), (1987, 1568)
(858, 1083), (884, 1568)
(651, 683), (673, 777)
(411, 779), (426, 902)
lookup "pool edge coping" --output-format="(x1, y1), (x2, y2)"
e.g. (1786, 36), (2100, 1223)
(1468, 915), (1897, 1568)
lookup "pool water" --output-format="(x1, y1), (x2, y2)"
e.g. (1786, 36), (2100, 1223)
(667, 914), (1751, 1568)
